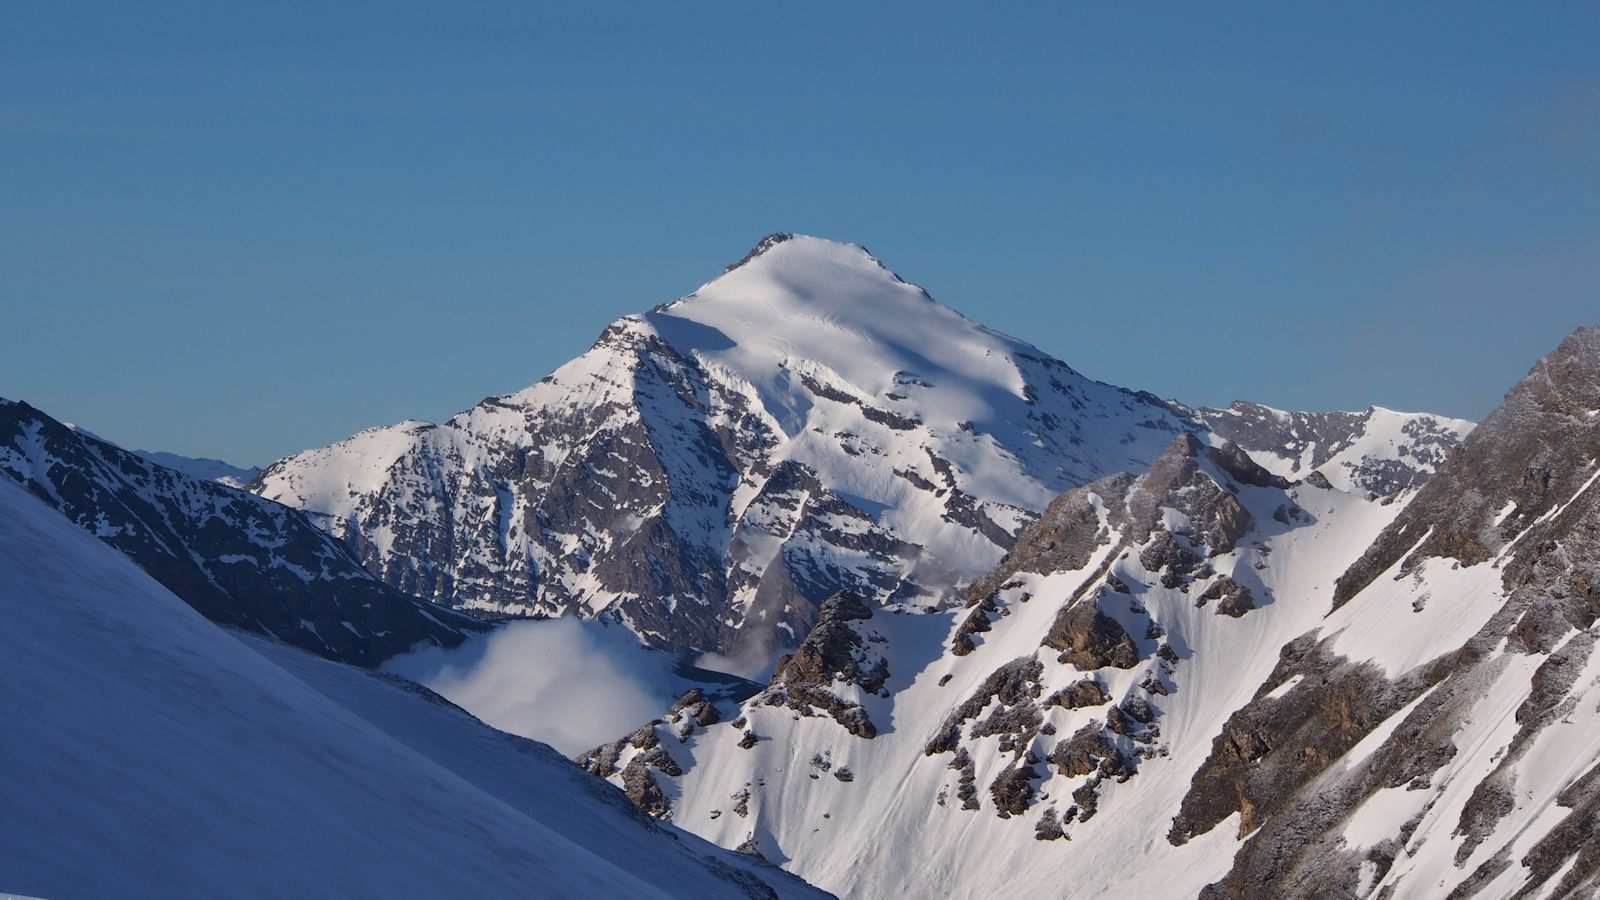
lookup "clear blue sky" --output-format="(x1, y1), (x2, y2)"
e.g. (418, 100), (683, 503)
(3, 3), (1597, 466)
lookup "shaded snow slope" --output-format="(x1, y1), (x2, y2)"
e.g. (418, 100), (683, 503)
(0, 477), (827, 900)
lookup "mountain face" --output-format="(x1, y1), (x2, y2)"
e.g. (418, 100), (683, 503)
(0, 398), (483, 666)
(252, 234), (1464, 662)
(0, 477), (827, 900)
(572, 327), (1600, 899)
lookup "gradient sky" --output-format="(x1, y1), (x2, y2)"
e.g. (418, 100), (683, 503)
(3, 2), (1598, 466)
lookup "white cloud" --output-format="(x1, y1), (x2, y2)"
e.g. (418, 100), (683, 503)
(385, 617), (680, 756)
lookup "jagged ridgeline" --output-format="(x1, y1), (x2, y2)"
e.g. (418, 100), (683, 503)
(0, 398), (484, 666)
(253, 234), (1468, 662)
(573, 326), (1600, 900)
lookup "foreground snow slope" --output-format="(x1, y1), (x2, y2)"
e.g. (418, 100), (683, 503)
(254, 234), (1465, 663)
(0, 477), (826, 900)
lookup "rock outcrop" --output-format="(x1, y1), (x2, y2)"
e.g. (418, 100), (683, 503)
(762, 591), (889, 739)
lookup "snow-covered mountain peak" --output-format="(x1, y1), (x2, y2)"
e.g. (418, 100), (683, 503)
(252, 237), (1471, 662)
(678, 234), (948, 341)
(255, 236), (1201, 656)
(712, 232), (905, 286)
(639, 233), (1089, 445)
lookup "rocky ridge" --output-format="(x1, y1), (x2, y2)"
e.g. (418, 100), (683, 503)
(0, 398), (483, 666)
(1183, 326), (1600, 898)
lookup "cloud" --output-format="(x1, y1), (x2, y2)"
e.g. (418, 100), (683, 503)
(384, 617), (681, 756)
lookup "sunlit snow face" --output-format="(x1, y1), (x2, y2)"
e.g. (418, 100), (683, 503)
(385, 617), (682, 755)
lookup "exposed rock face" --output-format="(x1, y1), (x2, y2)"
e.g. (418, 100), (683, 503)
(762, 591), (888, 739)
(1049, 722), (1127, 779)
(989, 764), (1040, 817)
(667, 688), (723, 738)
(964, 473), (1134, 604)
(1195, 576), (1255, 618)
(1044, 603), (1141, 669)
(1130, 435), (1261, 556)
(925, 656), (1044, 756)
(723, 231), (793, 272)
(1042, 678), (1111, 710)
(578, 721), (689, 819)
(1195, 400), (1473, 497)
(949, 596), (997, 656)
(1169, 633), (1451, 847)
(253, 235), (1203, 660)
(0, 399), (483, 666)
(1016, 434), (1277, 667)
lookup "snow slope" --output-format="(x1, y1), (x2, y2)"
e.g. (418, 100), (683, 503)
(578, 434), (1408, 898)
(0, 476), (826, 900)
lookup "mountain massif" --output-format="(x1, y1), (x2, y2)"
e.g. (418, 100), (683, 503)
(252, 235), (1469, 667)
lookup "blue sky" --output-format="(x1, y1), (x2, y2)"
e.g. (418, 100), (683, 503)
(3, 2), (1597, 465)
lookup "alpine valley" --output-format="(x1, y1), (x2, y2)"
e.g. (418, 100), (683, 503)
(5, 234), (1598, 900)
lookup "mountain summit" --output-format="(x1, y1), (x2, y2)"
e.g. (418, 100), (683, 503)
(254, 235), (1467, 665)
